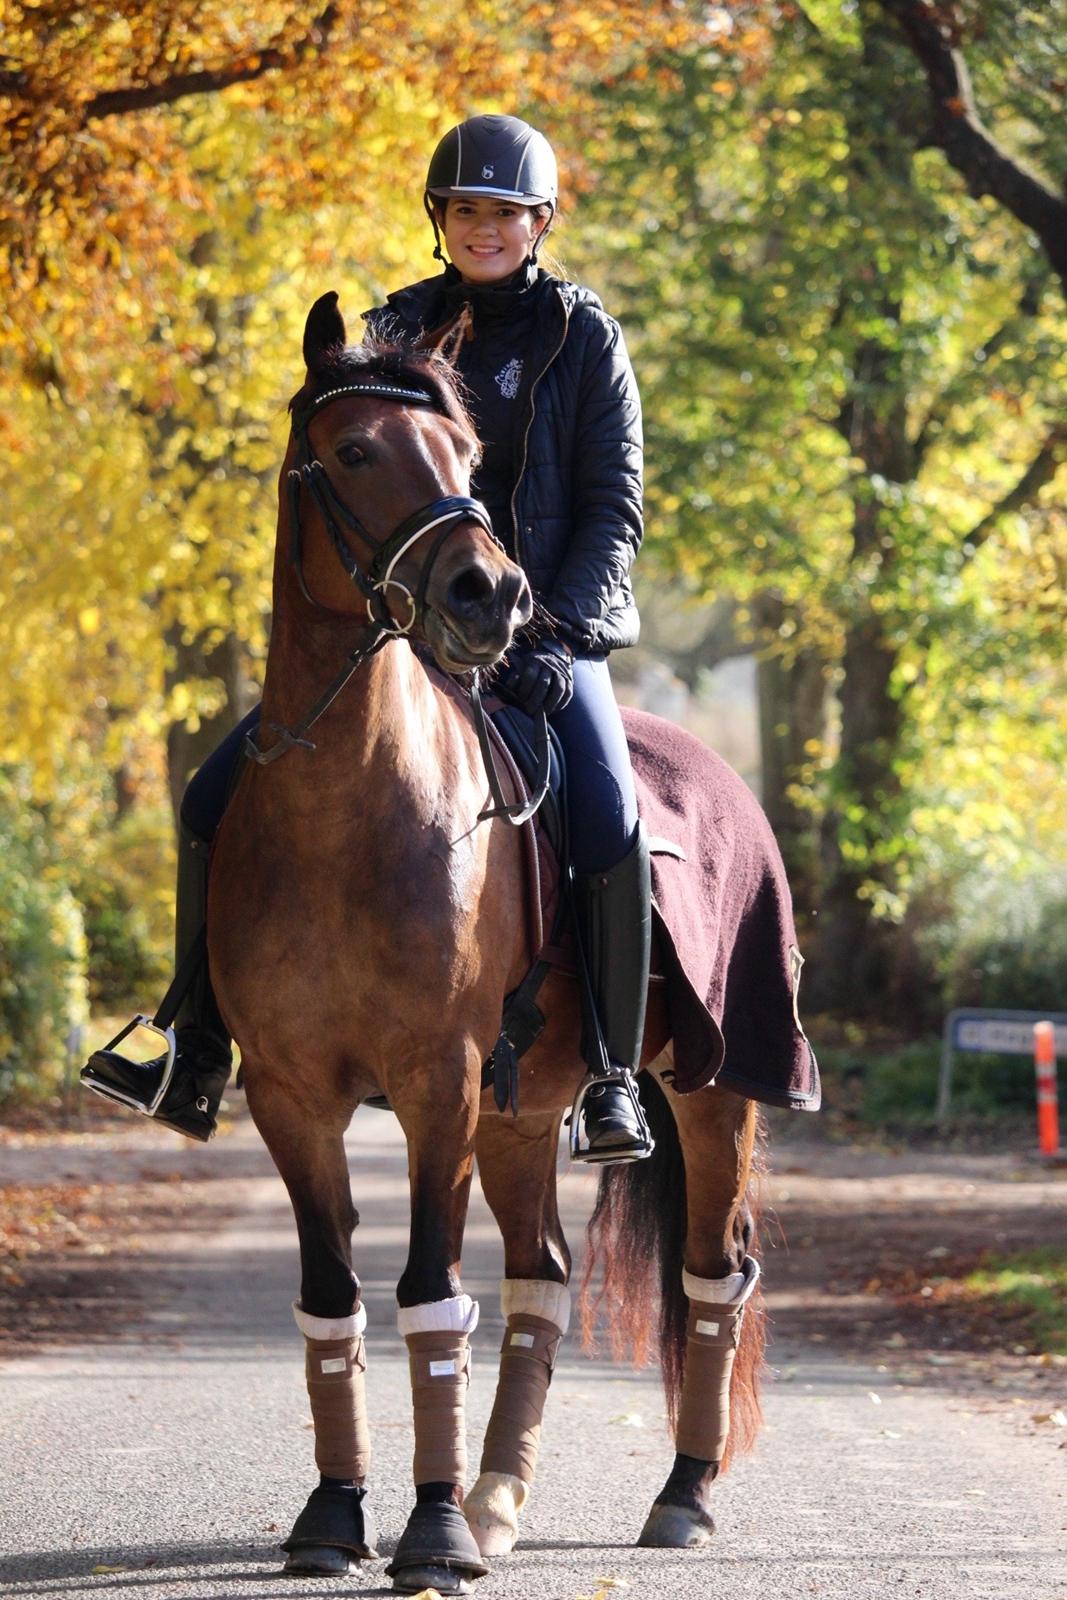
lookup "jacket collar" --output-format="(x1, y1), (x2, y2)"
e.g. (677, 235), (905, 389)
(369, 269), (586, 341)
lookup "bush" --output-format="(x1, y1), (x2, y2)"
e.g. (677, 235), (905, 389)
(76, 870), (164, 1011)
(0, 773), (89, 1105)
(816, 1037), (1036, 1134)
(945, 888), (1067, 1014)
(65, 803), (174, 1011)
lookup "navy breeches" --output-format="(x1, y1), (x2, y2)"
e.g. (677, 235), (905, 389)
(181, 655), (638, 875)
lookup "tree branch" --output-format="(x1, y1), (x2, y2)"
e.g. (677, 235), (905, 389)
(2, 6), (339, 122)
(962, 424), (1067, 557)
(913, 267), (1048, 466)
(878, 0), (1067, 293)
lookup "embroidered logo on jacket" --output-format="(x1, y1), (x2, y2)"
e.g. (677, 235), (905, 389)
(495, 358), (523, 400)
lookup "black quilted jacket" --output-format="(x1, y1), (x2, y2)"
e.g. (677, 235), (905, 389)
(363, 270), (642, 654)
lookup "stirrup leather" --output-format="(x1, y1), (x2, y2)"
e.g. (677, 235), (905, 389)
(568, 1067), (655, 1166)
(81, 1015), (178, 1115)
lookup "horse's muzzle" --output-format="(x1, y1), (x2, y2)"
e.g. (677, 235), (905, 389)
(427, 558), (533, 671)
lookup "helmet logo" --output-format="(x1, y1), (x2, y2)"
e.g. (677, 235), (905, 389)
(481, 165), (494, 180)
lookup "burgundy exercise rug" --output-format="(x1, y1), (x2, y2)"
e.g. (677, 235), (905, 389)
(626, 706), (819, 1112)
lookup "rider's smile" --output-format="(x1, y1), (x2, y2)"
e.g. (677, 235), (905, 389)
(443, 197), (543, 284)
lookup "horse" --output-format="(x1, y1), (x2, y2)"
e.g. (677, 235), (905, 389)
(208, 291), (769, 1594)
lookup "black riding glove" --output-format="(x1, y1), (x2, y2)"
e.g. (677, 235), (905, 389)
(497, 639), (574, 716)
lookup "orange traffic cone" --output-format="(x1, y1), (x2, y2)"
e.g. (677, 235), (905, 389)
(1033, 1021), (1060, 1159)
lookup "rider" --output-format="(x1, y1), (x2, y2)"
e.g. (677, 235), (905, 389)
(82, 114), (652, 1163)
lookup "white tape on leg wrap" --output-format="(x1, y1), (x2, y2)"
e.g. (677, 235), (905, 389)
(682, 1256), (761, 1309)
(292, 1301), (368, 1340)
(397, 1294), (480, 1337)
(499, 1279), (571, 1335)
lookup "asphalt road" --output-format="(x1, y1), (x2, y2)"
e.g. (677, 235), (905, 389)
(2, 1110), (1065, 1600)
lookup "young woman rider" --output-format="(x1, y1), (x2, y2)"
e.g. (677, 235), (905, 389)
(83, 113), (652, 1163)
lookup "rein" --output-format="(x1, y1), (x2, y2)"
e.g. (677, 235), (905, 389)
(244, 380), (550, 829)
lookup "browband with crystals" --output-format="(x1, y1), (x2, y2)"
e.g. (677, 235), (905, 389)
(295, 383), (436, 427)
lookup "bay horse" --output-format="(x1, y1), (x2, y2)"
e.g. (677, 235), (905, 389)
(208, 292), (767, 1594)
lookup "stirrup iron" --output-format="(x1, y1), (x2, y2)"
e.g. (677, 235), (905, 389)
(568, 1067), (655, 1166)
(81, 1015), (177, 1115)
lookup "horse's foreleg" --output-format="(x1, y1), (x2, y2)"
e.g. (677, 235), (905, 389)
(387, 1086), (487, 1594)
(245, 1079), (375, 1574)
(639, 1084), (764, 1550)
(464, 1112), (570, 1557)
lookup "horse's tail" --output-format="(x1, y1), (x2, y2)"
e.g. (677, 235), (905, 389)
(579, 1066), (767, 1468)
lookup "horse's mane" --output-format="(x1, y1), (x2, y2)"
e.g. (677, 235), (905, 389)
(289, 340), (480, 460)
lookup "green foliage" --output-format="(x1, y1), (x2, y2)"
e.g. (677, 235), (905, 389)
(75, 875), (161, 1012)
(945, 887), (1067, 1014)
(566, 5), (1066, 1004)
(68, 804), (175, 1010)
(818, 1037), (1035, 1132)
(0, 771), (89, 1105)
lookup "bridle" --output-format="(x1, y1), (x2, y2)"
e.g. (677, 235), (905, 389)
(284, 381), (498, 637)
(244, 380), (550, 826)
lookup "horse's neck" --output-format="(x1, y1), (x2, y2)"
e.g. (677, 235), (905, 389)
(258, 612), (466, 825)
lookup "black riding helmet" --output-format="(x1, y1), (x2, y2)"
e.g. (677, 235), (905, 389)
(424, 114), (558, 261)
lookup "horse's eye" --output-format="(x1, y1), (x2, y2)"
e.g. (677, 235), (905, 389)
(336, 443), (365, 468)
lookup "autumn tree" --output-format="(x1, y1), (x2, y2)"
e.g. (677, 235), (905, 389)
(572, 0), (1066, 1013)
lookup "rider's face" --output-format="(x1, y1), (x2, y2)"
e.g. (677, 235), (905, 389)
(442, 198), (544, 284)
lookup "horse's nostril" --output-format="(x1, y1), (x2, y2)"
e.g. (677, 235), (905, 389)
(448, 564), (496, 614)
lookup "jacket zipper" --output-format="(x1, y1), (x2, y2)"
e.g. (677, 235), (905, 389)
(510, 289), (571, 572)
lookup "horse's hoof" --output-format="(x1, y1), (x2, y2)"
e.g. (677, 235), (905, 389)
(637, 1500), (716, 1548)
(283, 1544), (357, 1575)
(464, 1470), (528, 1556)
(391, 1563), (471, 1594)
(386, 1501), (489, 1591)
(280, 1483), (378, 1570)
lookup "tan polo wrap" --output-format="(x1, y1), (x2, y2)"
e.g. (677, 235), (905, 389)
(674, 1258), (761, 1466)
(399, 1294), (479, 1488)
(405, 1330), (472, 1485)
(293, 1302), (371, 1483)
(479, 1279), (570, 1486)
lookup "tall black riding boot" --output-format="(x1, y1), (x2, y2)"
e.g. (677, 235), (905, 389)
(571, 822), (654, 1165)
(80, 820), (233, 1142)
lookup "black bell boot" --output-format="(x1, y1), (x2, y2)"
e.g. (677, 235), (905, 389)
(570, 823), (654, 1165)
(81, 820), (233, 1142)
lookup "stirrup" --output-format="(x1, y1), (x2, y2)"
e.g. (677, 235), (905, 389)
(80, 1015), (177, 1115)
(568, 1068), (655, 1166)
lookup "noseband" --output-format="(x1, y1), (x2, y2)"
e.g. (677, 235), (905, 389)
(286, 381), (499, 634)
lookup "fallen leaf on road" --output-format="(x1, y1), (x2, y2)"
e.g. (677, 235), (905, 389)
(608, 1413), (644, 1427)
(1031, 1410), (1067, 1427)
(867, 1391), (882, 1405)
(91, 1565), (130, 1574)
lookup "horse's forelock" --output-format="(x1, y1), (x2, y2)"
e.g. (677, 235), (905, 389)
(288, 341), (477, 452)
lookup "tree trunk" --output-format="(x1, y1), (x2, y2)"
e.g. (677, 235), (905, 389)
(810, 4), (917, 1014)
(753, 595), (828, 927)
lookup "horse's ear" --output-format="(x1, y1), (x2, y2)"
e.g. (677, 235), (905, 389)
(414, 305), (474, 366)
(304, 292), (347, 371)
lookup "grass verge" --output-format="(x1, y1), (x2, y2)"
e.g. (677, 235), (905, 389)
(963, 1248), (1067, 1356)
